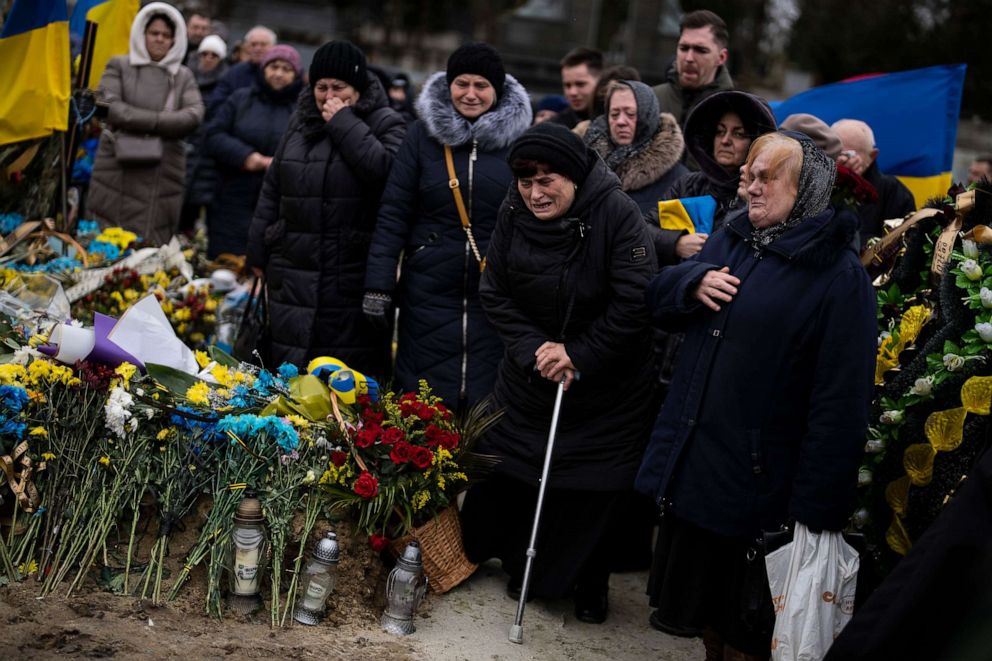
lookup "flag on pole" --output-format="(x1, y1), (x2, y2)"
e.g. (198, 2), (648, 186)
(771, 64), (967, 208)
(70, 0), (138, 90)
(0, 0), (70, 145)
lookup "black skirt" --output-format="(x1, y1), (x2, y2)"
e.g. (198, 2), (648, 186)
(648, 513), (774, 657)
(461, 472), (651, 599)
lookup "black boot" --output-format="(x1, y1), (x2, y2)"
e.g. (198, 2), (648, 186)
(573, 583), (609, 624)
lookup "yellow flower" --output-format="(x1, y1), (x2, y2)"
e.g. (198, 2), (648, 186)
(110, 290), (125, 307)
(0, 363), (27, 385)
(156, 427), (175, 441)
(185, 381), (211, 406)
(173, 307), (191, 322)
(285, 414), (310, 429)
(190, 332), (205, 344)
(28, 389), (45, 404)
(95, 227), (138, 249)
(195, 350), (211, 369)
(41, 451), (56, 461)
(114, 362), (137, 390)
(412, 490), (430, 512)
(159, 299), (174, 315)
(205, 298), (218, 312)
(176, 322), (187, 335)
(17, 560), (38, 576)
(29, 426), (48, 437)
(98, 456), (111, 466)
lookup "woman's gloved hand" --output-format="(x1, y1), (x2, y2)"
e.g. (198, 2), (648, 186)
(362, 291), (393, 330)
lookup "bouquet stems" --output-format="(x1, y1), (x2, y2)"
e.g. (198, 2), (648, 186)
(279, 489), (321, 627)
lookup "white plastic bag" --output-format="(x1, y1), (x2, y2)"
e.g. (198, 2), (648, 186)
(765, 523), (860, 660)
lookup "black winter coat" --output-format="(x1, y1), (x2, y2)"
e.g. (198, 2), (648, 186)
(183, 62), (229, 209)
(479, 158), (658, 490)
(364, 71), (532, 408)
(206, 78), (301, 257)
(635, 207), (876, 536)
(246, 75), (406, 374)
(207, 61), (258, 115)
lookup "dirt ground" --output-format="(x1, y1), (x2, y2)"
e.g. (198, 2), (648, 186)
(0, 512), (698, 660)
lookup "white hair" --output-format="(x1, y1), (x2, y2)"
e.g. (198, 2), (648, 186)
(244, 25), (277, 44)
(831, 118), (875, 149)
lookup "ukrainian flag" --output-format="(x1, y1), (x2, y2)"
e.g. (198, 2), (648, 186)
(771, 64), (967, 208)
(70, 0), (138, 90)
(0, 0), (70, 145)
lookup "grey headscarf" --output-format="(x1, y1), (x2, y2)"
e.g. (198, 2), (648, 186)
(748, 131), (836, 255)
(592, 80), (661, 171)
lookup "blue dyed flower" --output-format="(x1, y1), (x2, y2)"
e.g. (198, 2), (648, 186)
(87, 240), (120, 261)
(0, 416), (26, 439)
(277, 363), (299, 380)
(0, 385), (30, 414)
(0, 213), (23, 235)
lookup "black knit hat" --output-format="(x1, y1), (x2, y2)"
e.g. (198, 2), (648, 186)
(446, 42), (506, 100)
(309, 41), (368, 92)
(507, 122), (590, 185)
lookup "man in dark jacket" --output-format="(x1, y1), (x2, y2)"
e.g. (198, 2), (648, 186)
(652, 10), (734, 132)
(206, 25), (276, 114)
(833, 118), (916, 246)
(550, 47), (603, 130)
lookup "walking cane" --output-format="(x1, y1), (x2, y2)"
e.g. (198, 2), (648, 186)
(509, 374), (569, 644)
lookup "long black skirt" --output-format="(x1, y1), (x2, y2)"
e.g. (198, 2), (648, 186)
(648, 514), (774, 656)
(461, 472), (649, 599)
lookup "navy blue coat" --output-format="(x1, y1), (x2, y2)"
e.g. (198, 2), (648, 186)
(364, 72), (532, 408)
(207, 61), (258, 115)
(635, 207), (876, 537)
(205, 79), (301, 257)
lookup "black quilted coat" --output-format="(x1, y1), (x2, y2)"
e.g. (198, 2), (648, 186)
(479, 156), (659, 490)
(364, 71), (532, 408)
(245, 75), (406, 374)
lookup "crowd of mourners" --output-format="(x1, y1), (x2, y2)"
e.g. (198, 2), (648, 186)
(81, 4), (983, 659)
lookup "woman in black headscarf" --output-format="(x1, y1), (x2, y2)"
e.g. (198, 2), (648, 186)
(462, 123), (657, 624)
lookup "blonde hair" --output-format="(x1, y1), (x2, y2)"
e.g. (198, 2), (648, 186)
(745, 133), (802, 187)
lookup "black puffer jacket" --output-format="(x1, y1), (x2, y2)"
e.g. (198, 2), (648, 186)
(478, 157), (658, 490)
(364, 71), (532, 408)
(206, 76), (302, 257)
(246, 74), (406, 375)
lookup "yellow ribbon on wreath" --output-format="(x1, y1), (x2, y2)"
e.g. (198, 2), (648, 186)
(886, 375), (992, 554)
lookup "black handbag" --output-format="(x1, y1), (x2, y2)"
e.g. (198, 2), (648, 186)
(233, 276), (270, 366)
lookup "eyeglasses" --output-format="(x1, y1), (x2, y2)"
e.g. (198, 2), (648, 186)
(715, 127), (750, 140)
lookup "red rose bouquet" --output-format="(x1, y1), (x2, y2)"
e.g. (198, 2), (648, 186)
(832, 164), (879, 209)
(319, 380), (499, 546)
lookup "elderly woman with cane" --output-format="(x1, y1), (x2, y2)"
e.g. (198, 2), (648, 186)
(460, 122), (658, 625)
(636, 132), (876, 660)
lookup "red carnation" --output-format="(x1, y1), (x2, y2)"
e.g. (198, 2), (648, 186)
(357, 395), (372, 407)
(330, 450), (348, 467)
(411, 446), (434, 470)
(381, 427), (406, 445)
(353, 471), (379, 498)
(355, 424), (380, 448)
(424, 424), (443, 447)
(415, 403), (434, 421)
(389, 441), (413, 464)
(440, 430), (460, 450)
(400, 402), (416, 418)
(369, 534), (390, 553)
(435, 403), (452, 421)
(399, 393), (417, 403)
(363, 408), (385, 425)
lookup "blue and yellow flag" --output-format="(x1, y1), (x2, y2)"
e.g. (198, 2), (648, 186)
(0, 0), (70, 145)
(771, 64), (967, 208)
(658, 196), (717, 235)
(70, 0), (138, 90)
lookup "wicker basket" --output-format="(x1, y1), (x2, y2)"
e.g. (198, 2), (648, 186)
(391, 505), (477, 594)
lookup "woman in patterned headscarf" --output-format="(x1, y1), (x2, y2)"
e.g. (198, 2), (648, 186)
(635, 132), (876, 660)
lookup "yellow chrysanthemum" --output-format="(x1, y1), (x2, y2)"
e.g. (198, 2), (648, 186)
(0, 363), (27, 385)
(29, 426), (47, 437)
(205, 298), (218, 312)
(98, 456), (111, 466)
(95, 227), (138, 249)
(41, 452), (56, 461)
(110, 290), (125, 307)
(195, 350), (211, 368)
(285, 414), (310, 429)
(185, 381), (211, 406)
(28, 333), (49, 348)
(173, 307), (191, 322)
(156, 427), (175, 441)
(17, 560), (38, 576)
(114, 362), (137, 390)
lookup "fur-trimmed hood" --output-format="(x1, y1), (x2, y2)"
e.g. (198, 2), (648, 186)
(414, 71), (532, 151)
(585, 112), (684, 192)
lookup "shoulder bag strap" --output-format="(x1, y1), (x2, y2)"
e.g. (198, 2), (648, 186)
(444, 144), (486, 272)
